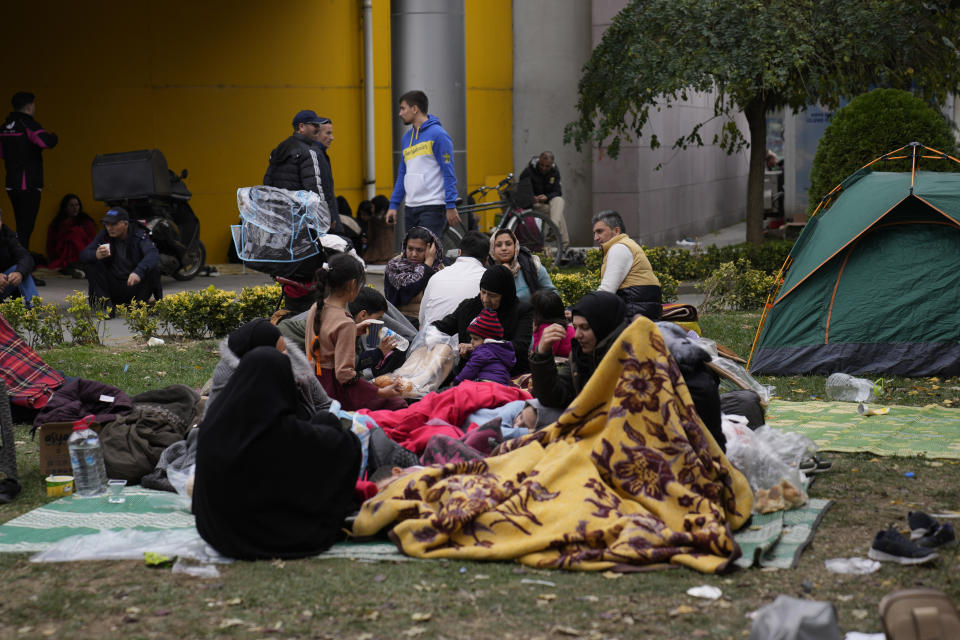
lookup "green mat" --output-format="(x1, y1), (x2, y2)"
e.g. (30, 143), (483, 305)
(0, 488), (408, 561)
(733, 498), (833, 570)
(766, 400), (960, 459)
(0, 487), (193, 553)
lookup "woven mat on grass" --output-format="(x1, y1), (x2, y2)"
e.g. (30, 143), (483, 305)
(0, 488), (408, 561)
(766, 400), (960, 459)
(0, 487), (194, 553)
(733, 498), (832, 570)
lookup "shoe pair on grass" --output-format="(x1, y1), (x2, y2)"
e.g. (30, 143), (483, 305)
(799, 455), (832, 475)
(869, 512), (956, 565)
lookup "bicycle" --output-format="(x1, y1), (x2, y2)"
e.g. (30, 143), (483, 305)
(442, 173), (566, 260)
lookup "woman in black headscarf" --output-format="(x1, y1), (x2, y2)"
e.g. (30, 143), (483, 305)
(433, 264), (533, 374)
(203, 318), (330, 420)
(193, 347), (360, 560)
(529, 291), (629, 409)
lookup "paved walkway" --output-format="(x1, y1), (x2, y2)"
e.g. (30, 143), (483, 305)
(27, 220), (745, 345)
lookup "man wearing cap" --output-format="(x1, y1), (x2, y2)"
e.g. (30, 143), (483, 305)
(264, 110), (342, 234)
(1, 91), (58, 251)
(79, 207), (161, 311)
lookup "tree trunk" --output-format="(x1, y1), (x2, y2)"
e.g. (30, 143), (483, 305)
(745, 98), (767, 245)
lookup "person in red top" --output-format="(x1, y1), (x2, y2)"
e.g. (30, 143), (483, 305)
(45, 194), (97, 276)
(0, 92), (58, 250)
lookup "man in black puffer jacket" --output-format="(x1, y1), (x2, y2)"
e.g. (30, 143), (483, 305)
(263, 110), (342, 234)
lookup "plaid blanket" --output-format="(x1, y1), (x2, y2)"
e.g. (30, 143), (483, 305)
(0, 314), (63, 409)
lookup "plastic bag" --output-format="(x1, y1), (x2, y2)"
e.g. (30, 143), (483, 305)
(710, 356), (773, 404)
(373, 326), (459, 398)
(722, 420), (815, 513)
(232, 185), (329, 264)
(30, 528), (230, 564)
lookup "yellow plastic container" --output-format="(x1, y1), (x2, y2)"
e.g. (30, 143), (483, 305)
(45, 475), (75, 497)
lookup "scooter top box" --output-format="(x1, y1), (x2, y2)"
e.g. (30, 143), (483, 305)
(92, 149), (172, 201)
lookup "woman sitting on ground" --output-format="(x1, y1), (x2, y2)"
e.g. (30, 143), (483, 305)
(488, 228), (556, 304)
(433, 264), (533, 375)
(46, 193), (98, 275)
(204, 317), (331, 420)
(530, 291), (629, 409)
(193, 347), (361, 560)
(384, 226), (442, 323)
(305, 252), (406, 411)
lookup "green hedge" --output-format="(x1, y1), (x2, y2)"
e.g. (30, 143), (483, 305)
(808, 88), (958, 213)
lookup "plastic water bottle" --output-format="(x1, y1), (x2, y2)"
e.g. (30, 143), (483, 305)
(379, 326), (409, 352)
(68, 415), (108, 497)
(825, 373), (881, 403)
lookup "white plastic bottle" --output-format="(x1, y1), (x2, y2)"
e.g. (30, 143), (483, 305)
(825, 373), (877, 403)
(379, 326), (409, 352)
(68, 415), (108, 497)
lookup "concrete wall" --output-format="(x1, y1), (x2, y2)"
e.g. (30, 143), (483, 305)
(512, 0), (593, 245)
(589, 1), (749, 246)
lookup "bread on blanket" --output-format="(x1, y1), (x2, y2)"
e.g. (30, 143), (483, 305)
(373, 375), (395, 388)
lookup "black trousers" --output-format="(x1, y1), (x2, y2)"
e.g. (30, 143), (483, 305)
(7, 188), (42, 250)
(85, 260), (162, 307)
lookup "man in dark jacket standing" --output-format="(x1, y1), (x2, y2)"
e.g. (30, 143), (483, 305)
(519, 151), (569, 247)
(0, 206), (38, 305)
(0, 92), (58, 250)
(263, 110), (342, 234)
(79, 207), (161, 311)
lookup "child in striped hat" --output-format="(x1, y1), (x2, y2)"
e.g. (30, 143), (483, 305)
(453, 308), (516, 386)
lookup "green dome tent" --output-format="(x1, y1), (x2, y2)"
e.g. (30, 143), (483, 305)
(749, 143), (960, 377)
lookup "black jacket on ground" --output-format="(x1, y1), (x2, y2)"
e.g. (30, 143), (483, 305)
(1, 111), (58, 190)
(433, 297), (533, 375)
(529, 319), (629, 409)
(0, 224), (34, 275)
(79, 224), (159, 279)
(518, 157), (561, 200)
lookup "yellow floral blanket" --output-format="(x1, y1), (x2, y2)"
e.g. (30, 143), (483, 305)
(353, 318), (753, 573)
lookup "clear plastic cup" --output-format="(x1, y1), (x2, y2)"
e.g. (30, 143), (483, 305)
(107, 479), (127, 503)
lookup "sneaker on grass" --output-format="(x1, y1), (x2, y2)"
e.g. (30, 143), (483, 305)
(868, 528), (939, 565)
(916, 523), (956, 549)
(908, 511), (939, 540)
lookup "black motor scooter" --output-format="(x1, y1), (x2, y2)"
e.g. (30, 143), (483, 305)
(91, 149), (205, 280)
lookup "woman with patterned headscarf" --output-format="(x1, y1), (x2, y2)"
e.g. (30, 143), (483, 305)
(384, 226), (443, 322)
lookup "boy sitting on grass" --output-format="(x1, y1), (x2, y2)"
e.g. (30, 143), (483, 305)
(452, 308), (516, 386)
(348, 286), (405, 377)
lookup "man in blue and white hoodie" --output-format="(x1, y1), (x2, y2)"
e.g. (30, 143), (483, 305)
(385, 90), (460, 240)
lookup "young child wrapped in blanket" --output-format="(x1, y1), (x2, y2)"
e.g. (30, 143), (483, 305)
(452, 308), (516, 386)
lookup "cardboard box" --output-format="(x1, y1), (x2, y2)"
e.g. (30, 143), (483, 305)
(36, 421), (103, 478)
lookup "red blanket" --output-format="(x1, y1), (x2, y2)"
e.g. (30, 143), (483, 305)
(359, 381), (531, 453)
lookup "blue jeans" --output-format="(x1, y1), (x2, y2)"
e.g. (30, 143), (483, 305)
(404, 204), (447, 239)
(0, 266), (38, 308)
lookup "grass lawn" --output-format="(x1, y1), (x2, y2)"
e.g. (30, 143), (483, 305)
(1, 315), (958, 639)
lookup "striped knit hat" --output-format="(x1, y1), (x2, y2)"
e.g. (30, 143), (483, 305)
(468, 308), (503, 340)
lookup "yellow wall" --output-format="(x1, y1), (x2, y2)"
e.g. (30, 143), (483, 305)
(0, 1), (511, 261)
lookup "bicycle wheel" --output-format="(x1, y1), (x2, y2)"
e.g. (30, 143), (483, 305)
(441, 222), (465, 258)
(508, 210), (564, 259)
